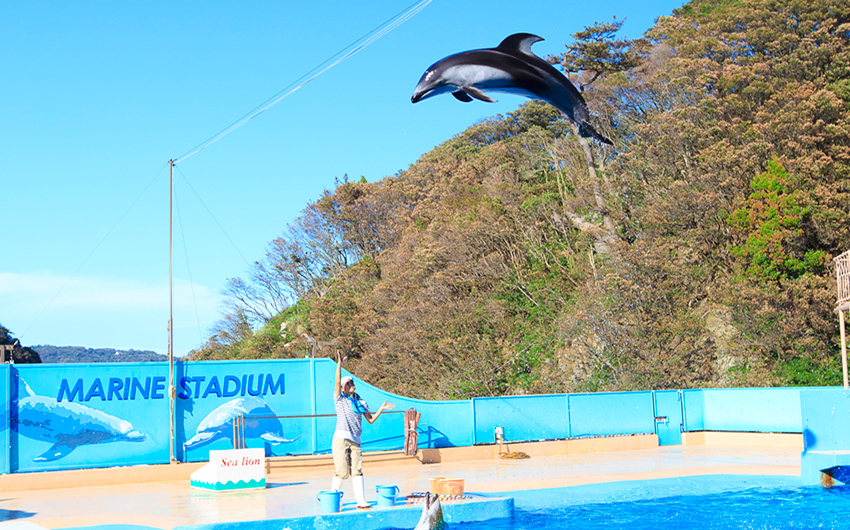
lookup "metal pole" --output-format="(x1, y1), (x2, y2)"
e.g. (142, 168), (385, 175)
(169, 159), (176, 463)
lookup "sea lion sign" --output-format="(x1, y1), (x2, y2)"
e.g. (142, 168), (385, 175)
(412, 33), (612, 145)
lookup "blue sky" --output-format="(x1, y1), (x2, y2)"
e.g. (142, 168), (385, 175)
(1, 0), (684, 356)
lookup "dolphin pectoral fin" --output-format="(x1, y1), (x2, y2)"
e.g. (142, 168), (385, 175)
(452, 90), (473, 103)
(34, 443), (75, 462)
(260, 433), (301, 445)
(461, 86), (497, 103)
(578, 123), (613, 145)
(122, 430), (147, 443)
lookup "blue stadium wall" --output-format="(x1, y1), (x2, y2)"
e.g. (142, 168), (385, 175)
(0, 358), (829, 473)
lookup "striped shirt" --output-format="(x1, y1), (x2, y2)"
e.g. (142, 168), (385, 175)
(334, 393), (372, 444)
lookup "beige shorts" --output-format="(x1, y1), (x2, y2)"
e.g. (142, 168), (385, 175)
(332, 436), (363, 479)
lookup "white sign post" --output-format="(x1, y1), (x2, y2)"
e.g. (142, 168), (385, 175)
(190, 448), (266, 491)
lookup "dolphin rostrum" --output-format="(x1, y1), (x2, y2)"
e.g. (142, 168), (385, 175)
(413, 493), (445, 530)
(412, 33), (612, 145)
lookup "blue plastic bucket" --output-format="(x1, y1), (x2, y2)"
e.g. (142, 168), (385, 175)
(317, 490), (344, 513)
(376, 485), (400, 507)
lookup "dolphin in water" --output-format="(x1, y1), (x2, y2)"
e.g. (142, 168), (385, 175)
(183, 396), (299, 451)
(412, 33), (612, 145)
(12, 380), (147, 462)
(414, 493), (445, 530)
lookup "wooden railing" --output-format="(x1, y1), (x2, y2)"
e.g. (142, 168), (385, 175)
(231, 408), (420, 456)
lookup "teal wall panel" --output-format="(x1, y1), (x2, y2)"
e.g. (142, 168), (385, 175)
(799, 389), (850, 484)
(2, 358), (835, 475)
(472, 395), (568, 444)
(702, 388), (804, 433)
(177, 359), (313, 462)
(682, 389), (705, 432)
(568, 391), (655, 437)
(801, 388), (850, 452)
(12, 363), (170, 472)
(0, 364), (8, 474)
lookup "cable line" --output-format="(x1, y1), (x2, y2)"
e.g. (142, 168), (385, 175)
(173, 0), (432, 164)
(173, 164), (252, 268)
(19, 163), (170, 342)
(173, 184), (204, 344)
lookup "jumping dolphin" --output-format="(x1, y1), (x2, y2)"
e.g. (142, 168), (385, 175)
(411, 33), (612, 145)
(413, 493), (445, 530)
(183, 396), (299, 451)
(12, 380), (147, 462)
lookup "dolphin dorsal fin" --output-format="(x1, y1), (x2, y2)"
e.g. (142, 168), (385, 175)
(497, 33), (544, 56)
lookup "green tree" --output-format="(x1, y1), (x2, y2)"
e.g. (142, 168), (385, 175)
(0, 323), (42, 363)
(727, 159), (826, 283)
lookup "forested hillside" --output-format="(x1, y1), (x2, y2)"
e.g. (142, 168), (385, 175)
(188, 0), (850, 400)
(35, 345), (166, 363)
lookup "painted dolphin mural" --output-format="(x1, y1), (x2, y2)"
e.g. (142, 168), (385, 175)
(12, 380), (147, 462)
(183, 396), (299, 451)
(412, 33), (613, 145)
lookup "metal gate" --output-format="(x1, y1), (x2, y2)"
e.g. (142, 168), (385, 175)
(654, 390), (684, 445)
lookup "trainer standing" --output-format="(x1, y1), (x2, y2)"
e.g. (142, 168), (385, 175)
(331, 350), (395, 509)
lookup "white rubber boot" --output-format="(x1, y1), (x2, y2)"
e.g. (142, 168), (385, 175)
(331, 476), (344, 492)
(353, 475), (371, 509)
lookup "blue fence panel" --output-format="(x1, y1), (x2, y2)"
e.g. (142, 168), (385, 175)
(1, 364), (9, 474)
(177, 358), (473, 460)
(568, 391), (655, 437)
(12, 363), (170, 472)
(472, 395), (568, 444)
(6, 357), (830, 474)
(313, 358), (403, 454)
(800, 388), (850, 452)
(682, 389), (705, 432)
(702, 388), (804, 433)
(653, 390), (683, 445)
(177, 359), (314, 462)
(315, 358), (473, 451)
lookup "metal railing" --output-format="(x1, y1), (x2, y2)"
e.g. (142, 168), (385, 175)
(837, 250), (850, 308)
(836, 250), (850, 389)
(231, 408), (419, 456)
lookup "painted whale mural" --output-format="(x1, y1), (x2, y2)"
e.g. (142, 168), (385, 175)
(183, 396), (299, 451)
(13, 380), (147, 462)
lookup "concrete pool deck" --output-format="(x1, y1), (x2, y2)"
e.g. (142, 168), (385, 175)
(0, 434), (803, 530)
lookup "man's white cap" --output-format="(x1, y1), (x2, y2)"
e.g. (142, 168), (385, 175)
(340, 376), (354, 386)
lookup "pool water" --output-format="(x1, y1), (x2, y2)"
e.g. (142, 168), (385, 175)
(463, 477), (850, 530)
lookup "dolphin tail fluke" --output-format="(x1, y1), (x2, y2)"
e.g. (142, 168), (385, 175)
(34, 443), (75, 462)
(579, 123), (613, 145)
(183, 431), (219, 451)
(260, 433), (301, 445)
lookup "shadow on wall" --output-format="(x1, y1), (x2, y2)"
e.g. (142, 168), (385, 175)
(419, 425), (453, 448)
(804, 428), (817, 450)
